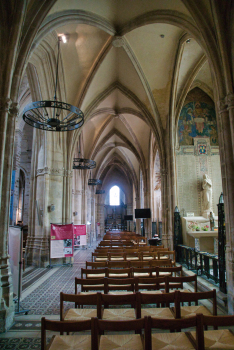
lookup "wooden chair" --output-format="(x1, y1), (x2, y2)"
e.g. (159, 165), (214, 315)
(92, 316), (149, 350)
(131, 267), (154, 278)
(174, 290), (217, 319)
(136, 291), (176, 319)
(125, 252), (141, 261)
(86, 261), (107, 269)
(107, 260), (130, 268)
(140, 252), (157, 261)
(156, 265), (182, 277)
(92, 252), (108, 262)
(150, 259), (172, 274)
(129, 260), (151, 268)
(41, 317), (92, 350)
(106, 267), (132, 278)
(165, 274), (197, 293)
(81, 268), (107, 279)
(75, 277), (106, 294)
(98, 293), (137, 321)
(146, 314), (204, 350)
(107, 252), (126, 261)
(135, 276), (166, 293)
(106, 277), (135, 294)
(157, 250), (176, 266)
(60, 292), (102, 322)
(191, 314), (234, 349)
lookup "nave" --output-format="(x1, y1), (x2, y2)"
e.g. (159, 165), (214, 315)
(0, 237), (229, 350)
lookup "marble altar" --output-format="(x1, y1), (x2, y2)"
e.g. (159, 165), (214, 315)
(182, 216), (218, 254)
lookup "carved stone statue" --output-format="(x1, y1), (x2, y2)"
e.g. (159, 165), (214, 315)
(202, 174), (212, 217)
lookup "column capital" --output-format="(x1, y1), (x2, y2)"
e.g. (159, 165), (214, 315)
(0, 97), (11, 112)
(9, 102), (19, 117)
(225, 93), (234, 109)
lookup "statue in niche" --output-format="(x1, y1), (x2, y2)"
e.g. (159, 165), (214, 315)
(202, 174), (212, 216)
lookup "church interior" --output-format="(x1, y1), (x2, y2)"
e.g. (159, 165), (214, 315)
(1, 0), (234, 348)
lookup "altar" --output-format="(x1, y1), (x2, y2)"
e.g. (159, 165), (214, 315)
(182, 216), (218, 254)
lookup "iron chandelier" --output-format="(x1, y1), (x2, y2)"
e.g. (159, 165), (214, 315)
(73, 146), (96, 170)
(23, 35), (84, 131)
(88, 171), (102, 186)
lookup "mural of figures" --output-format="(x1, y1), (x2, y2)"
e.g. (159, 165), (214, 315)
(178, 88), (218, 146)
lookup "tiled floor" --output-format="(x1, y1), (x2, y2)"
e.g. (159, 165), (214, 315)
(0, 243), (95, 349)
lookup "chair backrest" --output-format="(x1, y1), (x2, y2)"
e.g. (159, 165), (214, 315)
(106, 277), (135, 293)
(157, 265), (182, 277)
(41, 317), (92, 350)
(157, 250), (176, 265)
(136, 291), (176, 318)
(99, 292), (137, 307)
(60, 292), (101, 320)
(81, 268), (107, 278)
(86, 261), (107, 269)
(92, 316), (149, 350)
(165, 274), (197, 293)
(107, 260), (130, 268)
(131, 267), (154, 278)
(174, 289), (217, 318)
(150, 259), (172, 267)
(107, 252), (126, 261)
(75, 277), (106, 294)
(146, 314), (204, 350)
(135, 276), (166, 292)
(107, 267), (132, 278)
(92, 252), (108, 262)
(129, 260), (151, 268)
(202, 314), (234, 328)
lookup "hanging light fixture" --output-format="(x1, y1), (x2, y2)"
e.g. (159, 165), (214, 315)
(96, 190), (105, 194)
(88, 171), (102, 186)
(22, 35), (84, 131)
(73, 145), (96, 170)
(73, 157), (96, 170)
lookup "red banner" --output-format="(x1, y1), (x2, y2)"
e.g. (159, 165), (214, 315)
(50, 224), (74, 258)
(74, 224), (87, 246)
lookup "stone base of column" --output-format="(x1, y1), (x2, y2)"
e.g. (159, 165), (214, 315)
(226, 250), (234, 314)
(0, 256), (14, 332)
(25, 236), (50, 267)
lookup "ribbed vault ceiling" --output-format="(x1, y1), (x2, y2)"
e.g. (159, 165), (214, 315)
(21, 0), (214, 198)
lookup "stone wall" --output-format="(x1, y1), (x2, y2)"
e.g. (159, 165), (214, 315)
(176, 139), (222, 216)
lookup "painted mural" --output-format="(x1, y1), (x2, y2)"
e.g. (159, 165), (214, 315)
(178, 88), (218, 146)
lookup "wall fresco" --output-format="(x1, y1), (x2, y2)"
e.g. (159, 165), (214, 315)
(178, 88), (218, 146)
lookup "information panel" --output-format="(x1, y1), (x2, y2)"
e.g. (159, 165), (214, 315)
(50, 224), (74, 258)
(9, 226), (21, 295)
(74, 224), (87, 246)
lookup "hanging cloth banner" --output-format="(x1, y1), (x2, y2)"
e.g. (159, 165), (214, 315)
(50, 224), (74, 258)
(74, 224), (87, 246)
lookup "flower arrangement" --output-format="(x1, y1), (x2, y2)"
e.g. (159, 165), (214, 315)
(201, 225), (209, 231)
(188, 221), (200, 231)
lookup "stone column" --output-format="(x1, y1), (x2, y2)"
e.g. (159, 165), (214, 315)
(218, 97), (234, 314)
(12, 129), (23, 225)
(135, 196), (141, 234)
(96, 195), (105, 238)
(161, 168), (170, 248)
(0, 100), (18, 331)
(91, 188), (96, 242)
(126, 202), (133, 231)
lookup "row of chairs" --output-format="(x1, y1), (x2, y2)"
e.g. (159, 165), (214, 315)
(42, 313), (234, 350)
(92, 251), (175, 262)
(95, 246), (167, 252)
(75, 274), (197, 294)
(82, 265), (180, 279)
(86, 260), (174, 268)
(60, 290), (217, 322)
